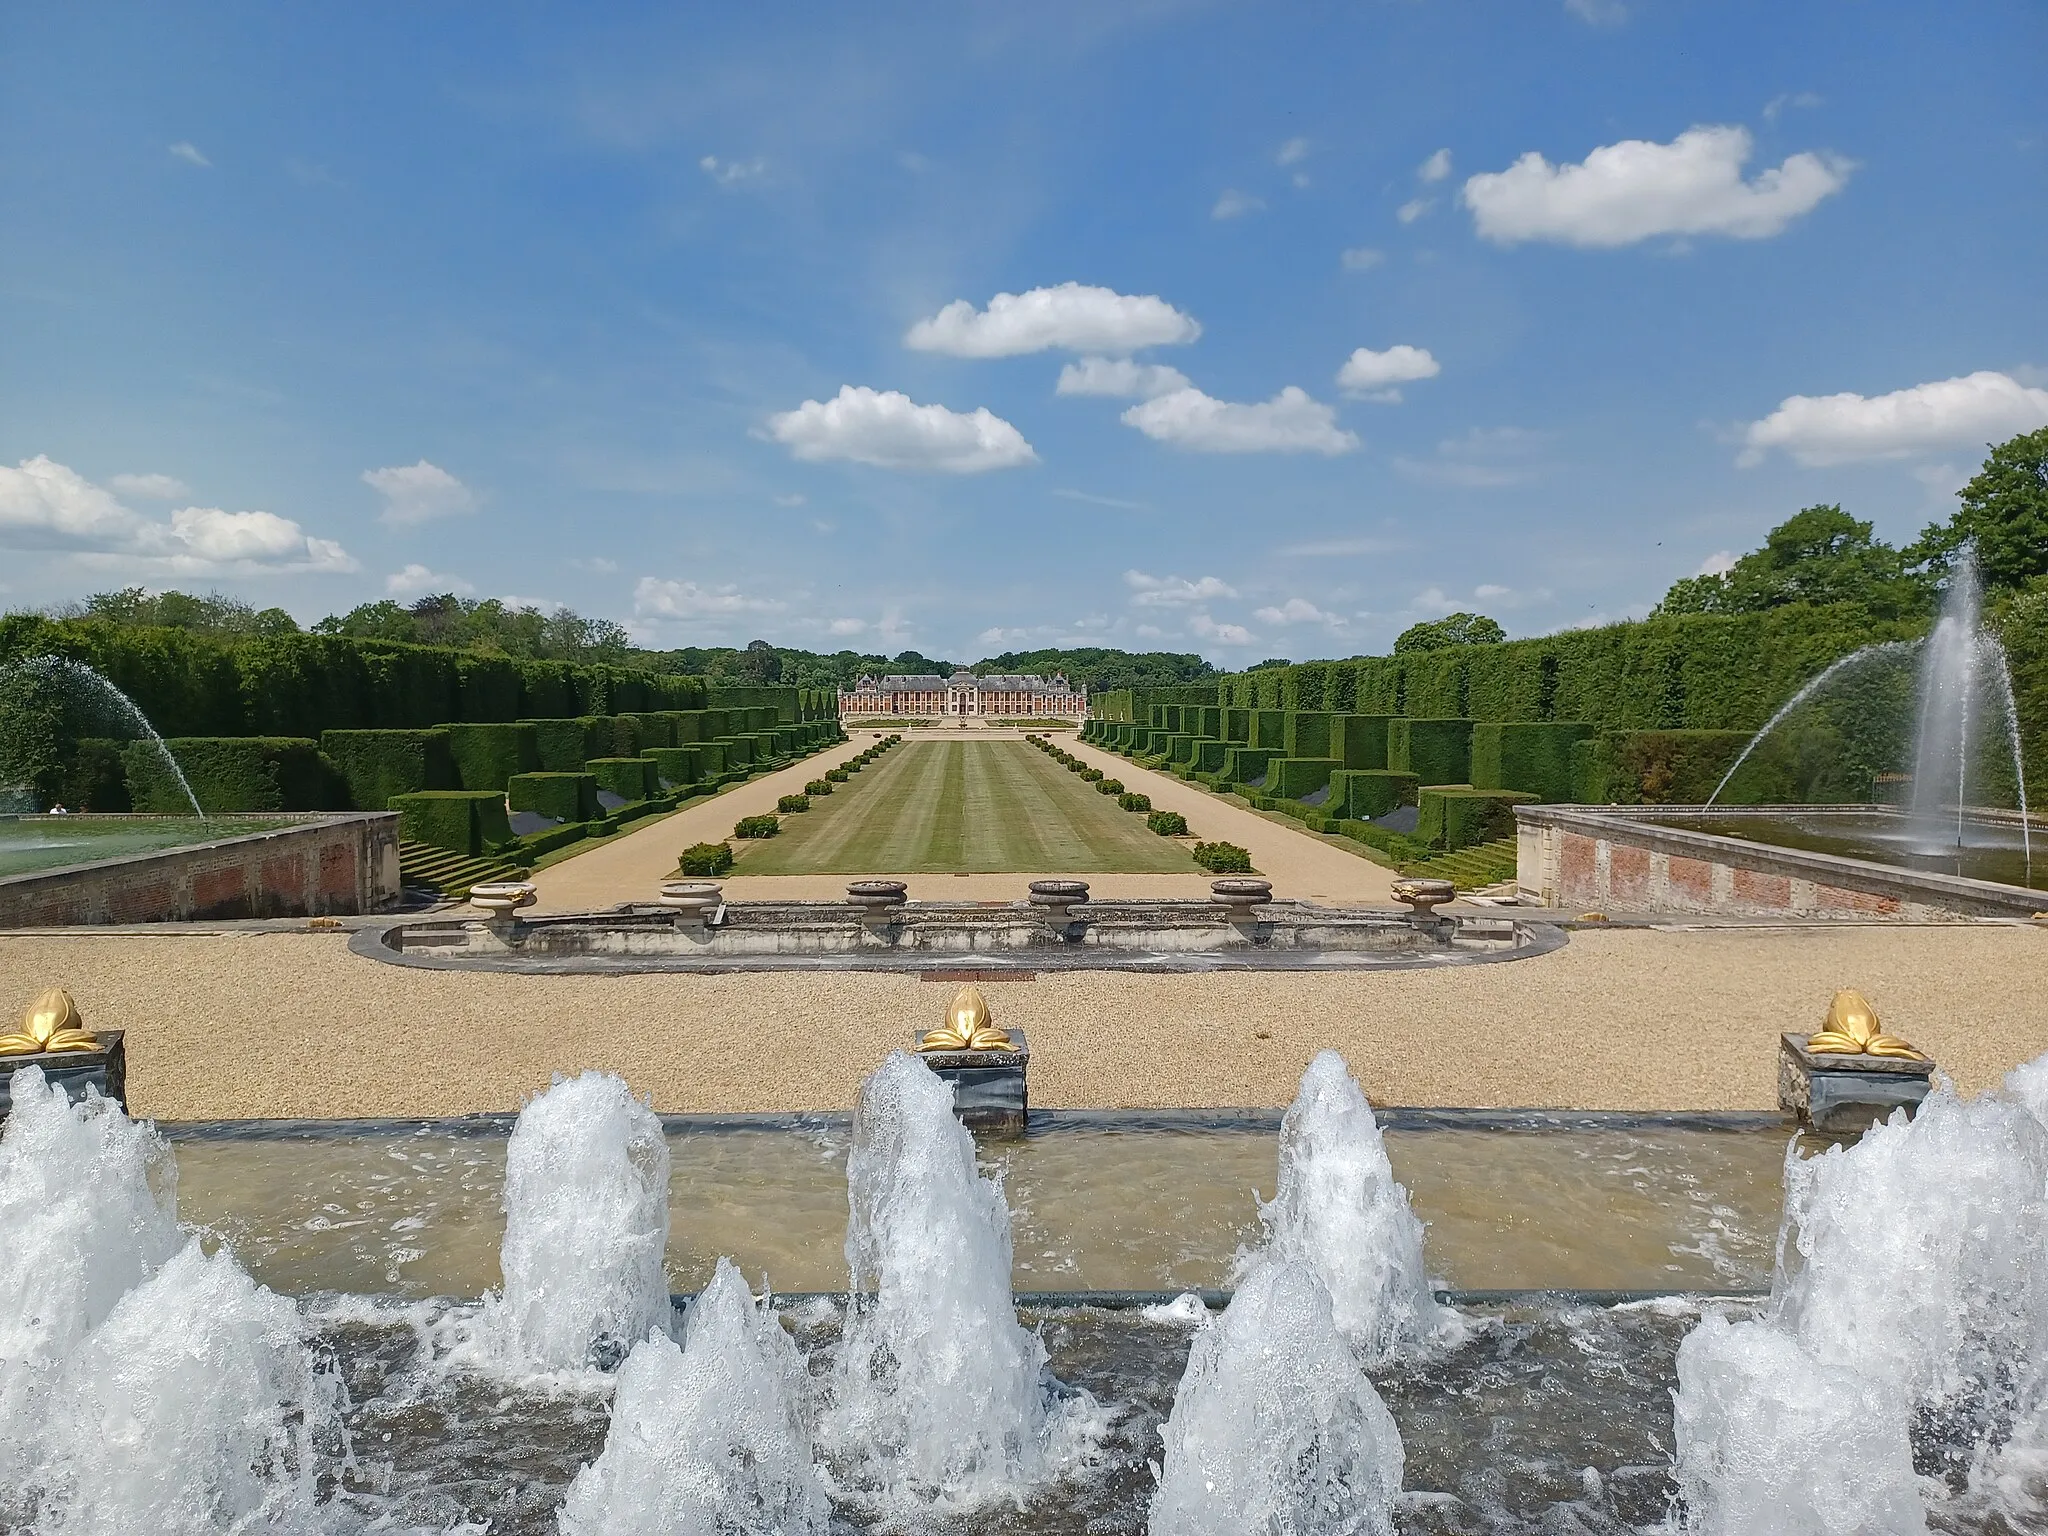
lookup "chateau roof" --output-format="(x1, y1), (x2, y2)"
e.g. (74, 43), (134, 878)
(857, 672), (1080, 693)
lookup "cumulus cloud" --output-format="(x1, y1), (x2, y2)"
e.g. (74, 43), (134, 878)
(1340, 247), (1385, 272)
(1462, 125), (1850, 246)
(633, 578), (788, 619)
(1336, 344), (1441, 402)
(109, 472), (190, 500)
(904, 282), (1200, 357)
(1737, 370), (2048, 466)
(0, 455), (355, 574)
(1190, 612), (1255, 646)
(1277, 137), (1311, 167)
(363, 460), (477, 524)
(1056, 356), (1192, 399)
(1211, 188), (1265, 220)
(828, 617), (869, 636)
(699, 155), (765, 185)
(1253, 597), (1347, 629)
(1121, 386), (1358, 455)
(1417, 148), (1453, 183)
(1125, 570), (1238, 607)
(765, 385), (1036, 473)
(386, 564), (475, 597)
(1396, 197), (1434, 224)
(168, 141), (210, 167)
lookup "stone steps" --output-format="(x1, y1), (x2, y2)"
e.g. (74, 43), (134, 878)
(398, 840), (531, 900)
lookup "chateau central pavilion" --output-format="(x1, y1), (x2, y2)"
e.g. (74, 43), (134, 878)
(839, 670), (1088, 721)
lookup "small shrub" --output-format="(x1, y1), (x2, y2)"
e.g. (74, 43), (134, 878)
(680, 841), (735, 876)
(1192, 841), (1253, 873)
(1080, 767), (1103, 782)
(826, 768), (850, 782)
(734, 813), (780, 838)
(777, 793), (811, 813)
(1118, 791), (1152, 813)
(1096, 778), (1124, 795)
(1147, 809), (1189, 837)
(804, 779), (833, 795)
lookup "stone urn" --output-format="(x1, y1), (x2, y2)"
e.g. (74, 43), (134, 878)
(1389, 877), (1457, 930)
(1026, 879), (1090, 932)
(1210, 877), (1274, 924)
(469, 880), (537, 923)
(846, 880), (909, 925)
(658, 881), (723, 932)
(0, 987), (126, 1119)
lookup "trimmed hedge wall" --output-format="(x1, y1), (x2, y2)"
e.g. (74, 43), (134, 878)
(587, 756), (658, 804)
(391, 789), (512, 855)
(319, 729), (458, 810)
(1390, 719), (1475, 787)
(1472, 721), (1594, 803)
(1328, 769), (1420, 819)
(125, 736), (343, 813)
(508, 772), (599, 824)
(1329, 715), (1391, 770)
(521, 718), (604, 773)
(1417, 787), (1537, 851)
(642, 746), (703, 790)
(446, 723), (541, 791)
(1574, 729), (1797, 805)
(1270, 757), (1342, 800)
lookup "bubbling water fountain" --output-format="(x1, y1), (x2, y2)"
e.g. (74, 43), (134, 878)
(488, 1071), (673, 1373)
(557, 1257), (827, 1536)
(820, 1049), (1104, 1513)
(1250, 1050), (1465, 1363)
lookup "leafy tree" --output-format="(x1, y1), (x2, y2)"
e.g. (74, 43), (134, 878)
(1246, 658), (1293, 671)
(1653, 505), (1924, 620)
(740, 639), (784, 683)
(65, 587), (300, 636)
(1910, 426), (2048, 592)
(973, 647), (1216, 691)
(1392, 612), (1505, 653)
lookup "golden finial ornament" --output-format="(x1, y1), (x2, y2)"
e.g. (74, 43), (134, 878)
(0, 987), (101, 1057)
(917, 985), (1014, 1052)
(1805, 989), (1926, 1061)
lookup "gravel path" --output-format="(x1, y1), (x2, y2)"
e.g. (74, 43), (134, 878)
(5, 922), (2044, 1119)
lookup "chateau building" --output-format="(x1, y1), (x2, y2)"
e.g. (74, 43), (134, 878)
(839, 670), (1089, 721)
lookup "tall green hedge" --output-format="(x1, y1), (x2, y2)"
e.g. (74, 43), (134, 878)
(508, 772), (599, 823)
(1390, 719), (1475, 786)
(1472, 722), (1594, 802)
(445, 723), (541, 791)
(320, 728), (458, 810)
(391, 789), (513, 854)
(1417, 787), (1536, 851)
(125, 736), (344, 813)
(587, 756), (658, 804)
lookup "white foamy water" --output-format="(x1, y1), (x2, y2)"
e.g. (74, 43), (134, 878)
(1250, 1050), (1463, 1361)
(821, 1050), (1103, 1512)
(37, 1240), (344, 1536)
(1672, 1070), (2048, 1532)
(487, 1071), (673, 1373)
(0, 1068), (181, 1492)
(557, 1257), (826, 1535)
(1149, 1255), (1404, 1536)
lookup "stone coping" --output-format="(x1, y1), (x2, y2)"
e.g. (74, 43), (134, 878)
(0, 811), (394, 885)
(1515, 802), (2047, 919)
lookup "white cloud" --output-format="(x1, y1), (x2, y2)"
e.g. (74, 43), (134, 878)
(700, 155), (766, 185)
(1417, 148), (1453, 183)
(904, 282), (1200, 357)
(1738, 371), (2048, 466)
(765, 385), (1036, 473)
(1336, 345), (1441, 402)
(828, 617), (869, 636)
(1135, 623), (1164, 639)
(168, 141), (210, 168)
(1055, 356), (1192, 399)
(362, 460), (477, 524)
(386, 564), (475, 597)
(1696, 551), (1737, 577)
(1211, 188), (1264, 220)
(1474, 583), (1511, 599)
(1762, 91), (1823, 122)
(1397, 197), (1434, 224)
(1277, 137), (1311, 167)
(571, 556), (620, 575)
(1340, 247), (1385, 272)
(1125, 570), (1238, 607)
(1463, 126), (1850, 247)
(1122, 386), (1358, 456)
(1190, 612), (1255, 646)
(633, 578), (788, 619)
(1253, 597), (1347, 629)
(0, 456), (355, 574)
(109, 472), (190, 500)
(1564, 0), (1628, 24)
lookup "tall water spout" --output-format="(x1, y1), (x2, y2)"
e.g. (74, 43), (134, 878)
(0, 1068), (181, 1492)
(0, 655), (206, 818)
(1249, 1050), (1463, 1362)
(820, 1050), (1101, 1512)
(1911, 551), (1984, 843)
(557, 1257), (827, 1536)
(489, 1071), (673, 1373)
(38, 1240), (343, 1536)
(1149, 1255), (1405, 1536)
(1704, 641), (1912, 808)
(1671, 1073), (2048, 1531)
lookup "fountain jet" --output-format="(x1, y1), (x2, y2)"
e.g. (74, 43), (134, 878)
(0, 655), (205, 818)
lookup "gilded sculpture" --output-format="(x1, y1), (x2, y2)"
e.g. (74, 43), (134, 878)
(0, 987), (101, 1057)
(917, 985), (1014, 1052)
(1805, 989), (1926, 1061)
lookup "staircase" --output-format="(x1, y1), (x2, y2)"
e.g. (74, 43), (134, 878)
(398, 840), (531, 901)
(1397, 837), (1518, 892)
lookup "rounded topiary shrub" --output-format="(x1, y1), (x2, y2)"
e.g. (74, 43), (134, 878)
(1080, 767), (1103, 782)
(777, 794), (811, 813)
(804, 779), (833, 795)
(734, 813), (780, 838)
(1192, 841), (1253, 873)
(679, 841), (735, 876)
(1146, 809), (1189, 837)
(1096, 778), (1124, 795)
(826, 768), (850, 782)
(1118, 791), (1151, 813)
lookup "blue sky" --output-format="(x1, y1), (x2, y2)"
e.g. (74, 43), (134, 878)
(3, 1), (2044, 663)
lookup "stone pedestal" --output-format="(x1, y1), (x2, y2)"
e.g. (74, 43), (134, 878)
(0, 1031), (127, 1120)
(913, 1028), (1029, 1137)
(1779, 1033), (1934, 1135)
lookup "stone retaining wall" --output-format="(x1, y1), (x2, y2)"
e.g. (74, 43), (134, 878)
(0, 813), (401, 927)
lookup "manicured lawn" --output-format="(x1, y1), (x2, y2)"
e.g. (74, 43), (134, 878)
(735, 740), (1197, 874)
